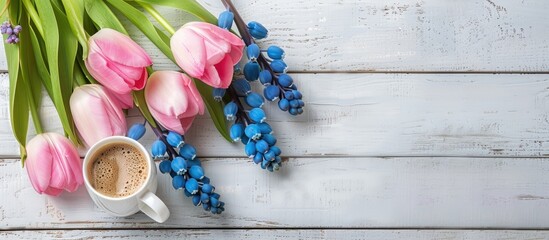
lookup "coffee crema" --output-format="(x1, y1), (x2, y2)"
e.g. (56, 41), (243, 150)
(88, 143), (148, 198)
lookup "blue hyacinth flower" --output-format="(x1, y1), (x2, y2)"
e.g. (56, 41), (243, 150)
(264, 150), (276, 161)
(246, 92), (265, 108)
(218, 10), (234, 29)
(244, 61), (260, 81)
(278, 74), (294, 87)
(253, 152), (263, 164)
(212, 88), (226, 102)
(292, 90), (303, 99)
(271, 146), (282, 156)
(189, 165), (205, 180)
(171, 157), (188, 175)
(278, 98), (290, 111)
(258, 122), (273, 134)
(172, 175), (185, 190)
(284, 90), (294, 100)
(159, 160), (172, 174)
(192, 195), (202, 206)
(224, 101), (238, 121)
(201, 192), (210, 203)
(202, 183), (214, 194)
(127, 123), (146, 140)
(185, 178), (199, 194)
(247, 43), (260, 61)
(167, 131), (185, 148)
(210, 197), (220, 207)
(151, 140), (167, 159)
(232, 78), (252, 96)
(267, 45), (285, 60)
(255, 139), (269, 153)
(259, 70), (272, 85)
(180, 144), (197, 160)
(230, 123), (244, 142)
(262, 134), (277, 146)
(249, 108), (266, 123)
(247, 21), (268, 39)
(245, 141), (257, 158)
(245, 124), (262, 140)
(271, 60), (287, 73)
(264, 85), (280, 101)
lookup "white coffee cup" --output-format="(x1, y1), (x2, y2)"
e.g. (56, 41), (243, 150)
(83, 136), (170, 223)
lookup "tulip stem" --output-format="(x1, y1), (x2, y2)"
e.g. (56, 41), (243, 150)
(138, 2), (176, 35)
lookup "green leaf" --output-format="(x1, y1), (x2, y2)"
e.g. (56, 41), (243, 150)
(131, 0), (217, 24)
(195, 80), (231, 142)
(60, 0), (89, 57)
(84, 0), (127, 34)
(105, 0), (174, 62)
(28, 25), (53, 96)
(35, 0), (80, 144)
(132, 90), (157, 129)
(76, 46), (97, 84)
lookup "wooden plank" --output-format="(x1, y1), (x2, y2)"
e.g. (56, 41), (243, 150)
(2, 229), (549, 240)
(2, 157), (549, 229)
(2, 0), (549, 72)
(0, 73), (547, 158)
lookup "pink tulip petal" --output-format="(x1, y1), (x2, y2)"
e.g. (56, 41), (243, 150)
(90, 28), (152, 67)
(184, 77), (205, 115)
(171, 28), (207, 78)
(213, 55), (234, 89)
(191, 22), (245, 64)
(49, 133), (83, 192)
(145, 71), (190, 117)
(109, 90), (133, 109)
(148, 106), (185, 134)
(179, 116), (196, 133)
(187, 25), (231, 65)
(200, 65), (221, 88)
(86, 52), (132, 94)
(44, 187), (63, 196)
(107, 62), (145, 85)
(25, 135), (53, 194)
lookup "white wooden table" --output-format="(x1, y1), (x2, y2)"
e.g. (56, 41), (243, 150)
(1, 0), (549, 239)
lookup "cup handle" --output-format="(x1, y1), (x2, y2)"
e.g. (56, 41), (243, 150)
(138, 191), (170, 223)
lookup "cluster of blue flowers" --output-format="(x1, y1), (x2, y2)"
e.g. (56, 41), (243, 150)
(128, 124), (225, 214)
(1, 21), (21, 44)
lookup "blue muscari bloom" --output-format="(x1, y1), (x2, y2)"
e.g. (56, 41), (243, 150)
(218, 10), (234, 29)
(185, 178), (199, 194)
(202, 202), (211, 211)
(202, 183), (214, 194)
(211, 193), (221, 199)
(270, 60), (287, 73)
(230, 123), (244, 142)
(202, 176), (210, 184)
(259, 70), (272, 85)
(247, 43), (260, 61)
(289, 108), (299, 115)
(171, 157), (188, 175)
(284, 91), (294, 100)
(253, 152), (263, 164)
(192, 195), (202, 206)
(211, 206), (219, 214)
(201, 192), (210, 203)
(232, 78), (251, 96)
(189, 165), (205, 180)
(152, 140), (167, 159)
(183, 189), (193, 197)
(246, 92), (265, 108)
(297, 107), (304, 114)
(261, 159), (269, 169)
(278, 74), (293, 87)
(262, 134), (277, 146)
(167, 132), (185, 148)
(224, 101), (238, 121)
(180, 144), (197, 160)
(258, 122), (273, 134)
(127, 123), (146, 140)
(245, 124), (261, 140)
(274, 156), (282, 164)
(247, 21), (268, 39)
(264, 85), (280, 101)
(187, 158), (202, 167)
(289, 99), (300, 108)
(297, 100), (305, 108)
(255, 139), (269, 153)
(267, 45), (285, 60)
(241, 134), (250, 145)
(292, 90), (303, 99)
(278, 98), (290, 111)
(213, 88), (226, 102)
(210, 197), (220, 207)
(267, 164), (274, 172)
(271, 146), (282, 156)
(169, 170), (177, 178)
(244, 61), (260, 81)
(172, 175), (185, 190)
(245, 141), (257, 158)
(249, 108), (266, 123)
(272, 163), (281, 171)
(159, 160), (172, 174)
(264, 150), (276, 161)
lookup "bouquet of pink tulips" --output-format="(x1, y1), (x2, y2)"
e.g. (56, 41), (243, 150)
(3, 0), (304, 214)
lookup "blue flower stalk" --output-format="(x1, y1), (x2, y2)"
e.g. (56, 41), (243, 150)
(127, 123), (225, 214)
(219, 0), (305, 116)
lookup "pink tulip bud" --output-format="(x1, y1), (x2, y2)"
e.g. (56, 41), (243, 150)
(145, 71), (205, 134)
(85, 28), (152, 95)
(171, 22), (245, 89)
(25, 133), (83, 196)
(70, 84), (127, 147)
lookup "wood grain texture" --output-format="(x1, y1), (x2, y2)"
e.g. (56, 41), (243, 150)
(2, 157), (549, 229)
(2, 229), (549, 240)
(0, 73), (547, 158)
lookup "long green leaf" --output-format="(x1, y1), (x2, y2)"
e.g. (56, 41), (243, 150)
(84, 0), (127, 34)
(5, 0), (29, 161)
(131, 0), (217, 24)
(195, 80), (231, 142)
(60, 0), (89, 57)
(28, 25), (53, 96)
(105, 0), (174, 61)
(35, 0), (80, 144)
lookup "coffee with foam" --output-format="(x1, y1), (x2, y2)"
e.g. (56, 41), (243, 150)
(88, 143), (148, 198)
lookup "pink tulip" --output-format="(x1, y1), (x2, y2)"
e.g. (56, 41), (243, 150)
(145, 71), (205, 134)
(171, 22), (245, 89)
(86, 28), (152, 95)
(26, 133), (83, 196)
(70, 84), (127, 147)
